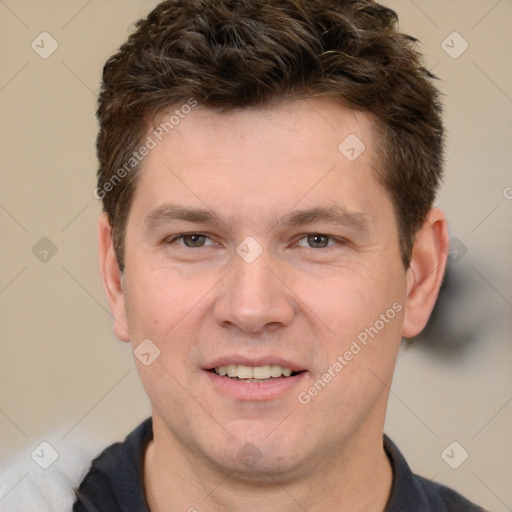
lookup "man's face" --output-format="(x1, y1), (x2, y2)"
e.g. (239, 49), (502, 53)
(117, 98), (409, 478)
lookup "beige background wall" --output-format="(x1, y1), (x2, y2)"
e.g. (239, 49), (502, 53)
(0, 1), (510, 510)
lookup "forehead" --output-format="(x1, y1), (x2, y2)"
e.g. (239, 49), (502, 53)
(151, 98), (376, 170)
(130, 97), (389, 230)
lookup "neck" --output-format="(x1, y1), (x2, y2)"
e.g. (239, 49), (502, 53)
(143, 414), (393, 512)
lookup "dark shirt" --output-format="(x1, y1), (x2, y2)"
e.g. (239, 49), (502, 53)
(73, 417), (485, 511)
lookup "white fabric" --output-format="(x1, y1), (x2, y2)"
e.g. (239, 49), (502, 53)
(0, 439), (94, 512)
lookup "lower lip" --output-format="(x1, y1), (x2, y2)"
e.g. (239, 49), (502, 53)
(204, 370), (307, 401)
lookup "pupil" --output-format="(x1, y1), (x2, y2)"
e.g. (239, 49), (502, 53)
(308, 234), (328, 248)
(184, 234), (204, 247)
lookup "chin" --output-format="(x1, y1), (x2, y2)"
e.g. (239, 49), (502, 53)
(201, 428), (309, 480)
(215, 451), (303, 481)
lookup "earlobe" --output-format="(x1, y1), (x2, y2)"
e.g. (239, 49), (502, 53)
(402, 208), (449, 339)
(97, 213), (130, 342)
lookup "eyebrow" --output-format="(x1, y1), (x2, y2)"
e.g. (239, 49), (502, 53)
(143, 203), (369, 233)
(144, 203), (220, 229)
(277, 206), (369, 232)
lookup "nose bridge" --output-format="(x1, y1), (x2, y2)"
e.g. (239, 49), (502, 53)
(213, 243), (295, 332)
(233, 250), (275, 301)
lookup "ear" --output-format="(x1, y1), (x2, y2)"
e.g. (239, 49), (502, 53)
(402, 208), (449, 338)
(97, 212), (130, 342)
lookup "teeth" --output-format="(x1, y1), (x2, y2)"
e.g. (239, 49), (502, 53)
(252, 365), (271, 379)
(237, 365), (253, 379)
(213, 364), (295, 380)
(269, 365), (283, 378)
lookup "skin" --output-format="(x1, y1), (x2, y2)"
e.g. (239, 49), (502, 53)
(98, 97), (449, 512)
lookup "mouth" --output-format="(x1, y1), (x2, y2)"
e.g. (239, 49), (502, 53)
(204, 359), (307, 400)
(208, 364), (304, 382)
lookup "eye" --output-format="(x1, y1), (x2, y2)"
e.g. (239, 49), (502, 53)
(169, 234), (214, 248)
(297, 234), (338, 249)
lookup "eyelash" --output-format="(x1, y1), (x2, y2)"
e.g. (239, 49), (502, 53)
(165, 233), (347, 249)
(167, 233), (215, 247)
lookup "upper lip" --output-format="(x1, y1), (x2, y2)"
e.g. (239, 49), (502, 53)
(204, 355), (306, 373)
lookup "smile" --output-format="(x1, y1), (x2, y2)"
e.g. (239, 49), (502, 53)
(210, 364), (300, 381)
(205, 364), (307, 401)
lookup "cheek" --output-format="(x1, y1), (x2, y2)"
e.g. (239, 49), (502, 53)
(296, 265), (405, 343)
(122, 265), (218, 391)
(299, 268), (406, 409)
(123, 271), (203, 406)
(123, 263), (210, 341)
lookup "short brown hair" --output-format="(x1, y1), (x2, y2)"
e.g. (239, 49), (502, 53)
(96, 0), (444, 271)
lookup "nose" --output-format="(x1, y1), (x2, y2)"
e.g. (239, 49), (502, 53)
(213, 248), (296, 334)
